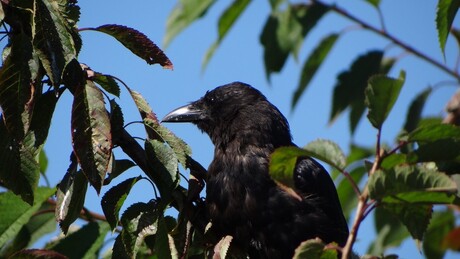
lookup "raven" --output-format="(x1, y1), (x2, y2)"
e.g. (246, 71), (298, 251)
(162, 82), (348, 258)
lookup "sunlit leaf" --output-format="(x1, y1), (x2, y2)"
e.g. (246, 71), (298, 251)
(436, 0), (460, 57)
(213, 236), (233, 259)
(101, 176), (142, 231)
(423, 210), (455, 259)
(93, 24), (173, 69)
(71, 80), (112, 193)
(368, 165), (458, 204)
(292, 33), (339, 109)
(164, 0), (216, 47)
(364, 0), (381, 8)
(406, 123), (460, 142)
(55, 166), (88, 234)
(304, 139), (346, 170)
(202, 0), (251, 70)
(293, 238), (337, 259)
(0, 187), (55, 248)
(49, 221), (110, 258)
(365, 71), (405, 129)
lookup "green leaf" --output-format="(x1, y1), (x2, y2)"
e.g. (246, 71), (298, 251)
(164, 0), (216, 47)
(92, 73), (121, 97)
(145, 139), (180, 198)
(365, 71), (405, 129)
(336, 166), (366, 221)
(436, 0), (460, 57)
(304, 139), (346, 170)
(403, 88), (432, 133)
(408, 139), (460, 163)
(55, 163), (88, 234)
(380, 153), (407, 170)
(101, 176), (142, 231)
(155, 216), (179, 259)
(292, 33), (339, 109)
(381, 203), (432, 249)
(368, 165), (458, 204)
(330, 51), (385, 133)
(33, 0), (76, 87)
(260, 2), (329, 78)
(49, 221), (110, 259)
(93, 25), (173, 68)
(452, 28), (460, 47)
(293, 239), (337, 259)
(105, 159), (136, 184)
(368, 206), (410, 255)
(0, 187), (55, 248)
(364, 0), (381, 8)
(109, 99), (124, 144)
(406, 123), (460, 142)
(202, 0), (251, 70)
(423, 210), (455, 259)
(118, 202), (160, 258)
(71, 80), (112, 193)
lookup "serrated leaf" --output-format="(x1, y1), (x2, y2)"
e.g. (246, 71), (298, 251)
(71, 80), (112, 193)
(293, 238), (337, 259)
(423, 210), (455, 259)
(403, 88), (432, 134)
(260, 3), (329, 78)
(49, 221), (110, 259)
(92, 73), (121, 97)
(33, 0), (76, 87)
(119, 202), (160, 258)
(164, 0), (216, 47)
(368, 165), (458, 204)
(155, 216), (178, 259)
(304, 139), (346, 170)
(292, 33), (339, 109)
(101, 176), (142, 231)
(436, 0), (460, 57)
(145, 139), (180, 198)
(202, 0), (251, 70)
(94, 24), (173, 68)
(0, 187), (55, 248)
(213, 236), (233, 259)
(365, 71), (405, 129)
(55, 163), (88, 234)
(382, 203), (432, 249)
(407, 123), (460, 142)
(380, 153), (407, 170)
(330, 51), (385, 133)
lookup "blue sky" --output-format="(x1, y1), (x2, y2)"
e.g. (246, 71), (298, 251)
(40, 0), (459, 257)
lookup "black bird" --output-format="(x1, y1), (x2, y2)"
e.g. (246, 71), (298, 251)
(162, 82), (348, 258)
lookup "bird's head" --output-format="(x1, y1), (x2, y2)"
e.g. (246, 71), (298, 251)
(162, 82), (292, 148)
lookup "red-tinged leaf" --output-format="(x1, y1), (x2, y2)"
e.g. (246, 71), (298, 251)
(436, 0), (460, 57)
(48, 221), (110, 258)
(213, 236), (233, 259)
(443, 226), (460, 250)
(71, 80), (112, 193)
(292, 33), (339, 109)
(101, 176), (142, 231)
(423, 210), (455, 258)
(55, 158), (88, 234)
(10, 249), (67, 259)
(365, 71), (405, 129)
(0, 33), (34, 140)
(93, 24), (173, 69)
(0, 187), (56, 248)
(119, 202), (160, 258)
(92, 73), (121, 97)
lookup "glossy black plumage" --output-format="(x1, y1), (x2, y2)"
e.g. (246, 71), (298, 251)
(162, 82), (348, 258)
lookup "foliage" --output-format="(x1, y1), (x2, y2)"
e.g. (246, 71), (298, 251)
(0, 0), (459, 259)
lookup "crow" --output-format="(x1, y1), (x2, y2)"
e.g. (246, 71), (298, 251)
(162, 82), (349, 258)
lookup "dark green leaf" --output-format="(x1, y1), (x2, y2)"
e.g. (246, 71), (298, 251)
(49, 221), (110, 258)
(406, 123), (460, 142)
(337, 166), (366, 221)
(119, 202), (160, 258)
(403, 88), (432, 134)
(92, 73), (121, 97)
(260, 2), (329, 78)
(423, 210), (455, 259)
(436, 0), (460, 56)
(155, 216), (178, 259)
(164, 0), (216, 47)
(452, 28), (460, 47)
(71, 80), (112, 193)
(106, 159), (136, 184)
(380, 153), (407, 170)
(293, 239), (337, 259)
(364, 0), (381, 8)
(347, 144), (374, 164)
(330, 51), (385, 133)
(101, 176), (142, 231)
(94, 25), (173, 68)
(368, 206), (410, 255)
(304, 139), (346, 170)
(55, 159), (88, 234)
(382, 203), (432, 249)
(109, 99), (124, 144)
(292, 33), (339, 109)
(203, 0), (251, 69)
(365, 71), (405, 129)
(368, 165), (458, 204)
(408, 139), (460, 163)
(0, 187), (55, 247)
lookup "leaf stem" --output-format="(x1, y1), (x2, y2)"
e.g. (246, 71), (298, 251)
(312, 0), (460, 81)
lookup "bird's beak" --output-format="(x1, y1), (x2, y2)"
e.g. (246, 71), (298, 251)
(161, 103), (203, 123)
